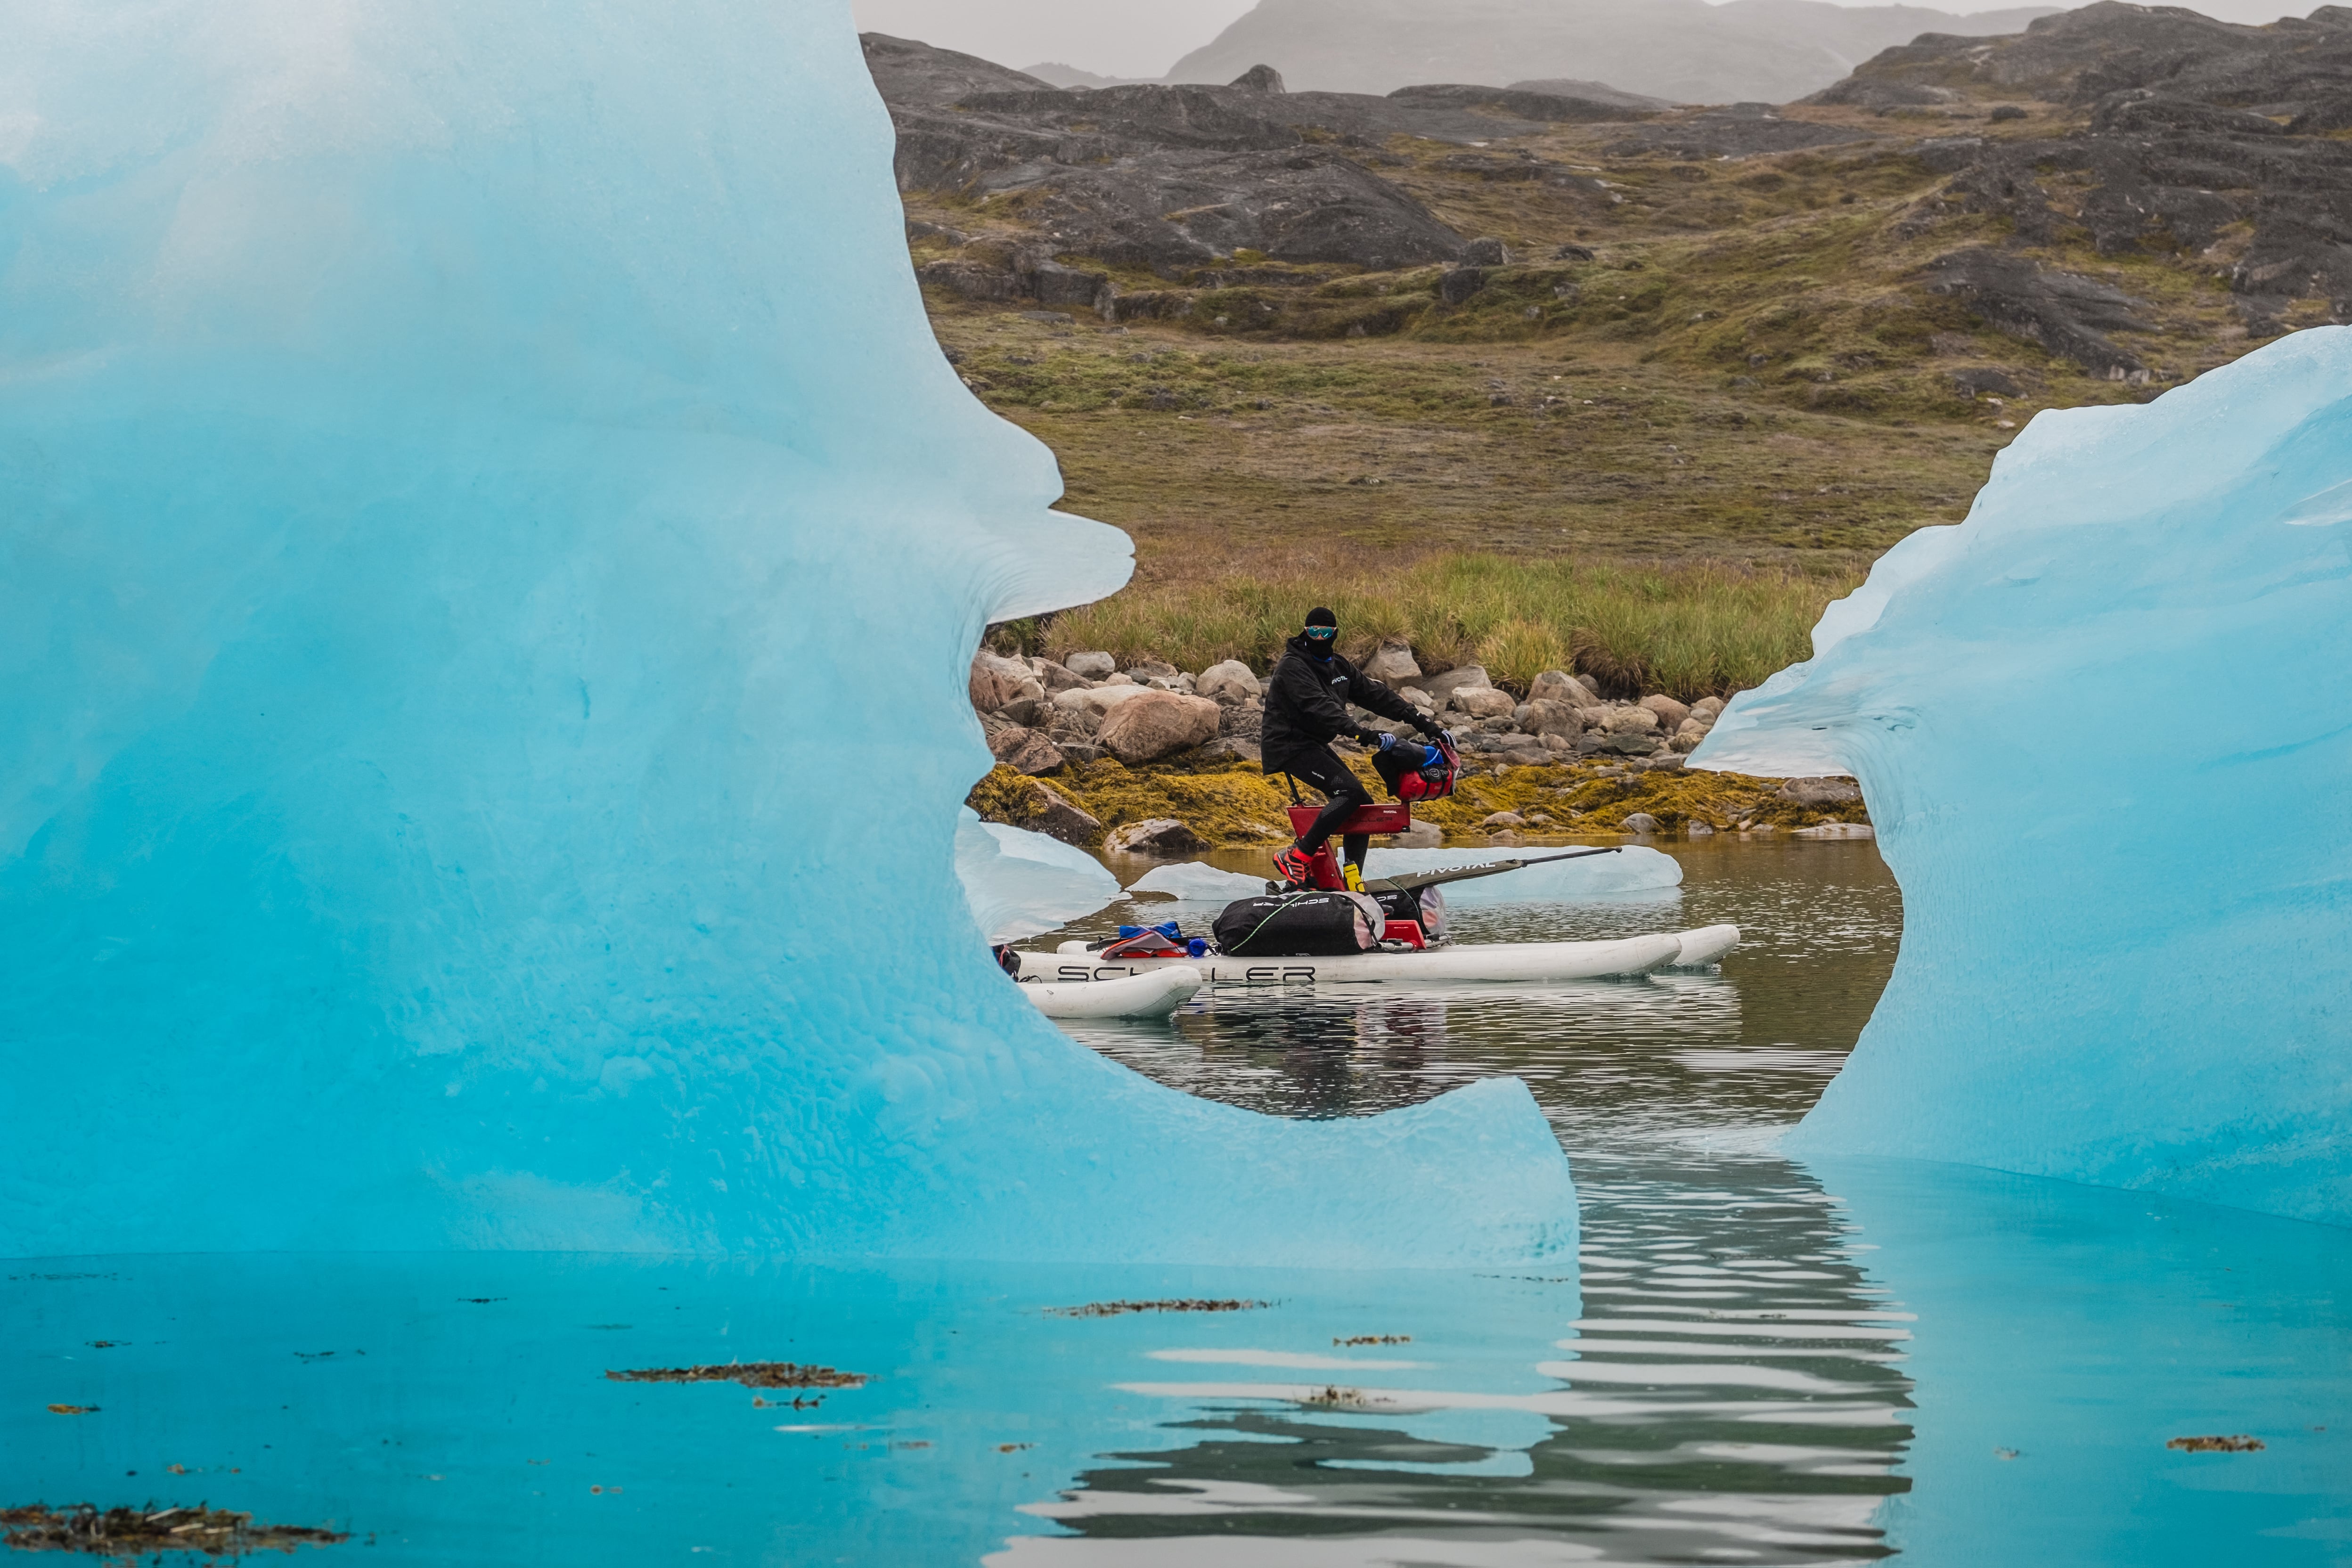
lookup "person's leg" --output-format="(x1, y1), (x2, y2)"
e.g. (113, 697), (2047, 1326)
(1293, 748), (1374, 854)
(1341, 830), (1371, 873)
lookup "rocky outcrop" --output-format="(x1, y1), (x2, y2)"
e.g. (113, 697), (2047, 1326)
(1921, 248), (2153, 377)
(1828, 3), (2352, 335)
(1605, 101), (1871, 159)
(871, 34), (1670, 277)
(1105, 817), (1212, 855)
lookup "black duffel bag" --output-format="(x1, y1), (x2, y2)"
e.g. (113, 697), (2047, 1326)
(1213, 890), (1385, 957)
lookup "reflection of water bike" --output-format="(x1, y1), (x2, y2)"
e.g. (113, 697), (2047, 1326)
(1012, 733), (1741, 988)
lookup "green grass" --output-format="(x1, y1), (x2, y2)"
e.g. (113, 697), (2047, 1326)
(1010, 552), (1861, 700)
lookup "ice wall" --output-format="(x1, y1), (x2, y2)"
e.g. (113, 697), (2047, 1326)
(0, 0), (1576, 1263)
(1695, 329), (2352, 1226)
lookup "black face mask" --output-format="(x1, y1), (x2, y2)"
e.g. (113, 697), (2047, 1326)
(1303, 628), (1339, 660)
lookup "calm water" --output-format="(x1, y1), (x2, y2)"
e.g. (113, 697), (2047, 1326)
(9, 840), (2348, 1565)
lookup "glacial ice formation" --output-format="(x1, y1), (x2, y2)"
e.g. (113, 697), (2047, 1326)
(1364, 846), (1683, 906)
(956, 809), (1120, 941)
(1127, 860), (1272, 902)
(1697, 328), (2352, 1227)
(0, 0), (1576, 1262)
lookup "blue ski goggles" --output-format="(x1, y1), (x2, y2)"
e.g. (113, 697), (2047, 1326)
(1304, 625), (1338, 641)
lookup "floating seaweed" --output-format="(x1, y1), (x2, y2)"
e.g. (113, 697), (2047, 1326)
(2167, 1434), (2265, 1453)
(0, 1503), (347, 1557)
(1333, 1334), (1411, 1346)
(604, 1362), (867, 1390)
(1045, 1298), (1270, 1318)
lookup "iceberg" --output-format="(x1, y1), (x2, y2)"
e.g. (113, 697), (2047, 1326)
(0, 0), (1576, 1264)
(1363, 846), (1683, 905)
(956, 809), (1121, 941)
(1696, 328), (2352, 1227)
(1127, 860), (1272, 902)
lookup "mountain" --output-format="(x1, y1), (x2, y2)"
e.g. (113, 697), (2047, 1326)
(1020, 61), (1155, 89)
(1166, 0), (2061, 103)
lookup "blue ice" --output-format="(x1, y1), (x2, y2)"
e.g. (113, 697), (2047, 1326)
(1697, 328), (2352, 1227)
(0, 0), (1575, 1264)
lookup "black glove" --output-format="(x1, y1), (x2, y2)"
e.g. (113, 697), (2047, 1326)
(1353, 727), (1385, 749)
(1413, 710), (1443, 738)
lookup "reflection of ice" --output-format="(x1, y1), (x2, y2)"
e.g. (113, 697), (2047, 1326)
(1126, 861), (1268, 901)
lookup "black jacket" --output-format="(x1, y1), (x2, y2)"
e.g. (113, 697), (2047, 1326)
(1259, 633), (1430, 773)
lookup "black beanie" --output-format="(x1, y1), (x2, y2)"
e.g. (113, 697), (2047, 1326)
(1305, 606), (1338, 628)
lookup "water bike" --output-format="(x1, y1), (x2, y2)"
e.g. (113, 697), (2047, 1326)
(1009, 750), (1740, 987)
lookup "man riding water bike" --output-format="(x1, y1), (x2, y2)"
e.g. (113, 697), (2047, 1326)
(1261, 607), (1450, 890)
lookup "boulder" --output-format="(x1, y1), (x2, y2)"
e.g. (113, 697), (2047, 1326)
(998, 729), (1068, 776)
(1437, 266), (1486, 305)
(1454, 686), (1517, 719)
(1105, 817), (1209, 856)
(1481, 810), (1526, 830)
(1690, 695), (1725, 722)
(1027, 783), (1103, 846)
(1127, 658), (1179, 681)
(1640, 694), (1691, 730)
(1419, 665), (1491, 702)
(1487, 829), (1522, 845)
(1779, 776), (1864, 808)
(1521, 698), (1581, 737)
(1500, 740), (1552, 766)
(1060, 684), (1152, 719)
(1102, 671), (1136, 686)
(1363, 638), (1421, 683)
(1645, 754), (1685, 772)
(1540, 733), (1571, 752)
(1688, 821), (1715, 836)
(1669, 721), (1707, 753)
(1398, 686), (1433, 709)
(1064, 650), (1117, 678)
(1218, 697), (1265, 739)
(1462, 237), (1509, 265)
(1603, 706), (1661, 736)
(1033, 659), (1091, 694)
(1096, 690), (1223, 763)
(1229, 63), (1287, 93)
(969, 650), (1034, 712)
(1197, 659), (1262, 703)
(1622, 812), (1660, 834)
(1000, 695), (1047, 727)
(1056, 740), (1103, 765)
(1391, 817), (1443, 847)
(1197, 736), (1263, 766)
(1530, 670), (1598, 705)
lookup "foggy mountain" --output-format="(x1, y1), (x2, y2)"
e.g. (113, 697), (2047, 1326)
(1167, 0), (2060, 102)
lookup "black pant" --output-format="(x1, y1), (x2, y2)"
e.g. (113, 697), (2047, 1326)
(1280, 745), (1374, 866)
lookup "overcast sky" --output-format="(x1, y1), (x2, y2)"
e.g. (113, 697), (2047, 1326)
(852, 0), (1258, 79)
(852, 0), (2296, 80)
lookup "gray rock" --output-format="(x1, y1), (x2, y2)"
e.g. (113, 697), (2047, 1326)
(1690, 695), (1725, 721)
(1921, 247), (2152, 379)
(1481, 810), (1526, 830)
(1397, 685), (1433, 709)
(1064, 650), (1117, 678)
(1105, 817), (1210, 856)
(1229, 63), (1286, 92)
(969, 650), (1035, 712)
(1462, 237), (1509, 265)
(1219, 696), (1265, 739)
(1640, 694), (1691, 731)
(1033, 659), (1091, 694)
(1097, 690), (1223, 763)
(1687, 821), (1715, 836)
(1529, 670), (1598, 705)
(1453, 686), (1516, 719)
(999, 695), (1047, 727)
(1026, 782), (1103, 846)
(1607, 102), (1870, 160)
(1521, 698), (1582, 737)
(1420, 665), (1492, 702)
(1196, 658), (1262, 703)
(1778, 776), (1864, 808)
(998, 729), (1069, 776)
(1390, 817), (1443, 847)
(1056, 741), (1104, 765)
(1437, 266), (1487, 305)
(1127, 658), (1180, 680)
(1197, 736), (1263, 765)
(1622, 812), (1660, 834)
(1603, 706), (1661, 737)
(1363, 638), (1421, 683)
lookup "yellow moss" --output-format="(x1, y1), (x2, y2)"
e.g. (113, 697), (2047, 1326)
(966, 755), (1870, 846)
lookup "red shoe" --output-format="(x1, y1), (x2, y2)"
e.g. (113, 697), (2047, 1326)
(1273, 845), (1313, 887)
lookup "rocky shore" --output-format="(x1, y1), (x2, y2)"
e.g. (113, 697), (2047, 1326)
(967, 645), (1871, 850)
